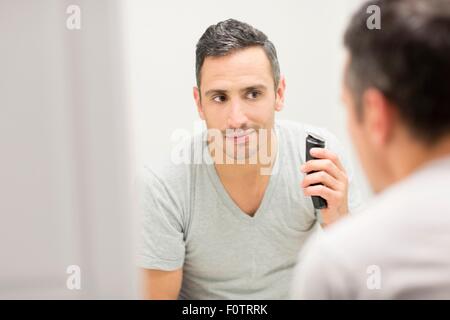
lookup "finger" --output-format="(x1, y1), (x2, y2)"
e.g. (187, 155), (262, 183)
(309, 148), (345, 172)
(303, 184), (337, 202)
(302, 171), (341, 191)
(301, 159), (345, 181)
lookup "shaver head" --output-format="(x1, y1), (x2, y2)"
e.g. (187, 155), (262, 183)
(306, 133), (325, 148)
(306, 133), (325, 161)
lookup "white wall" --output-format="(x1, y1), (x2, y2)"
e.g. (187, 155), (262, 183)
(124, 0), (372, 200)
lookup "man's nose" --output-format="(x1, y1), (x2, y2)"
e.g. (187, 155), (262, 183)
(227, 100), (248, 129)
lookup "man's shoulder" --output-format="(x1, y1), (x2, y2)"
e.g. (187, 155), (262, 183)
(292, 199), (394, 297)
(328, 159), (450, 248)
(309, 184), (418, 271)
(138, 133), (204, 196)
(294, 171), (450, 298)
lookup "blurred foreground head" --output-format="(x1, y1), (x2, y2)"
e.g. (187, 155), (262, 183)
(342, 0), (450, 192)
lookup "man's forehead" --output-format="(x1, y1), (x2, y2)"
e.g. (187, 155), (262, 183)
(200, 47), (274, 90)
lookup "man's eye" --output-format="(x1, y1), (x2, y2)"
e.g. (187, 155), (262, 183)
(246, 91), (261, 100)
(213, 95), (227, 103)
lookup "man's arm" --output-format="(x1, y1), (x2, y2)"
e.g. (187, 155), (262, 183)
(141, 268), (183, 300)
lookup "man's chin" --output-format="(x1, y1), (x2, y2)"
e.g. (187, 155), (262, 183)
(223, 145), (259, 163)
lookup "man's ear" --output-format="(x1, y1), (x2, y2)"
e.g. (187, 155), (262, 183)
(193, 86), (205, 120)
(362, 88), (395, 147)
(275, 75), (286, 112)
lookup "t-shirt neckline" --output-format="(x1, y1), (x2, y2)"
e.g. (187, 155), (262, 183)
(203, 123), (283, 223)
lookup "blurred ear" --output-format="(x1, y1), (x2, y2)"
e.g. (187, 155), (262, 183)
(193, 86), (205, 120)
(274, 75), (286, 112)
(362, 88), (395, 147)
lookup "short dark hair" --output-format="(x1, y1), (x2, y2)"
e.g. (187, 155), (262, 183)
(195, 18), (280, 89)
(344, 0), (450, 143)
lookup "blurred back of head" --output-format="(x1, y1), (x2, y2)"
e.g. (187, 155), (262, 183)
(344, 0), (450, 144)
(341, 0), (450, 193)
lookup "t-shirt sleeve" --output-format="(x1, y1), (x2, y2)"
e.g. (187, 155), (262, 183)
(136, 165), (186, 271)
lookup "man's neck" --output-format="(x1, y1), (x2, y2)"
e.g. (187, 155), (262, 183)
(391, 134), (450, 184)
(214, 162), (269, 183)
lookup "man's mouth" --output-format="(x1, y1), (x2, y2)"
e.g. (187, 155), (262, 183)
(224, 129), (256, 145)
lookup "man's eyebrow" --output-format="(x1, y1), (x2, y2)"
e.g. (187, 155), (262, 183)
(240, 84), (268, 92)
(204, 89), (228, 97)
(204, 84), (268, 97)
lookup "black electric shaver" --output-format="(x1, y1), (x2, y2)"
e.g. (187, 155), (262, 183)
(305, 133), (327, 210)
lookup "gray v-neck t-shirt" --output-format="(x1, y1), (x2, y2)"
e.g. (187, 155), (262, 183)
(137, 120), (362, 299)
